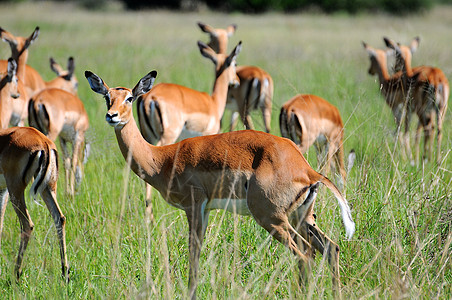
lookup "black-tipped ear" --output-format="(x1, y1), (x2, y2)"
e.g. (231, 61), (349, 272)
(67, 57), (75, 75)
(49, 57), (60, 75)
(24, 26), (40, 49)
(197, 22), (213, 34)
(85, 71), (109, 96)
(383, 37), (397, 50)
(132, 70), (157, 99)
(7, 57), (17, 76)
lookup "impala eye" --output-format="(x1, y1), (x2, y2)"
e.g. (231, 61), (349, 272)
(126, 96), (134, 103)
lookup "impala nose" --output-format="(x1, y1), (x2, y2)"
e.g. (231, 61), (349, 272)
(106, 112), (118, 123)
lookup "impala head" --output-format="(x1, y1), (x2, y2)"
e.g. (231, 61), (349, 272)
(198, 40), (242, 87)
(0, 26), (39, 61)
(49, 56), (78, 93)
(0, 58), (20, 99)
(197, 22), (237, 55)
(85, 70), (157, 128)
(383, 36), (419, 73)
(362, 41), (389, 76)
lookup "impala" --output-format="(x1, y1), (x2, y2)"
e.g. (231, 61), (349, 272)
(0, 58), (28, 128)
(198, 22), (274, 133)
(0, 27), (42, 97)
(362, 42), (423, 161)
(384, 37), (449, 164)
(28, 88), (89, 196)
(136, 41), (241, 203)
(44, 56), (78, 94)
(0, 126), (68, 280)
(85, 69), (355, 299)
(280, 94), (348, 189)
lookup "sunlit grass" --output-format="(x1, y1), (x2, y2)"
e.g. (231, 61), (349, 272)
(0, 1), (450, 298)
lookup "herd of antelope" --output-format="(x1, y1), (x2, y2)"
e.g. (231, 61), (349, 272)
(0, 21), (448, 298)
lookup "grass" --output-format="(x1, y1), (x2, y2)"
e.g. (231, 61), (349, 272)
(0, 1), (450, 298)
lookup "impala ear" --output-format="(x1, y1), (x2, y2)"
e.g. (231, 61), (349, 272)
(383, 36), (399, 50)
(226, 41), (241, 66)
(362, 41), (376, 56)
(85, 71), (109, 96)
(197, 22), (215, 35)
(410, 36), (420, 53)
(132, 70), (157, 99)
(49, 57), (63, 75)
(226, 24), (237, 37)
(67, 57), (75, 76)
(7, 58), (17, 76)
(23, 26), (40, 50)
(198, 41), (218, 65)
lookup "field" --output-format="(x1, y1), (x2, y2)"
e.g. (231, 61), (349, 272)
(0, 1), (451, 298)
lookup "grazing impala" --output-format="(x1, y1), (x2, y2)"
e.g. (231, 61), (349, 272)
(28, 87), (89, 196)
(384, 37), (449, 164)
(85, 69), (355, 299)
(0, 27), (42, 97)
(362, 42), (424, 161)
(0, 126), (68, 280)
(280, 94), (348, 188)
(136, 41), (241, 203)
(198, 22), (274, 133)
(0, 58), (28, 128)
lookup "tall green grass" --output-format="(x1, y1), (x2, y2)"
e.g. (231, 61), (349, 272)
(0, 2), (450, 298)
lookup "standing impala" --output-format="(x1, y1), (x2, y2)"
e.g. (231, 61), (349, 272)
(384, 37), (449, 164)
(136, 41), (241, 203)
(198, 22), (274, 133)
(0, 27), (42, 97)
(0, 126), (68, 280)
(362, 42), (423, 162)
(28, 55), (87, 195)
(0, 58), (28, 128)
(280, 94), (348, 189)
(28, 87), (89, 196)
(85, 69), (355, 299)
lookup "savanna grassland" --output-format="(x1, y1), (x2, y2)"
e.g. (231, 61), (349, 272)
(0, 1), (450, 298)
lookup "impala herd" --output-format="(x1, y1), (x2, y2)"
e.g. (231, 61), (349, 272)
(0, 22), (448, 298)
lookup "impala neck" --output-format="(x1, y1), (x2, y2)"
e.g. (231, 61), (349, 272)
(13, 49), (28, 82)
(210, 68), (231, 119)
(113, 116), (165, 184)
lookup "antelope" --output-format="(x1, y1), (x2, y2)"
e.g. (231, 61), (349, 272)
(384, 37), (449, 164)
(362, 42), (424, 162)
(0, 58), (28, 128)
(85, 69), (355, 299)
(0, 126), (68, 280)
(280, 94), (348, 189)
(0, 27), (76, 97)
(198, 22), (274, 133)
(28, 88), (89, 196)
(0, 27), (42, 97)
(136, 41), (241, 203)
(44, 56), (78, 95)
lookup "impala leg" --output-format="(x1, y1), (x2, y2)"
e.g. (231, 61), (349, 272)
(422, 114), (435, 162)
(307, 223), (341, 297)
(9, 188), (34, 279)
(59, 138), (71, 194)
(261, 97), (272, 133)
(414, 121), (423, 164)
(0, 189), (9, 240)
(403, 107), (413, 163)
(229, 111), (240, 132)
(185, 191), (209, 300)
(72, 133), (85, 194)
(436, 109), (444, 164)
(334, 142), (347, 192)
(41, 186), (69, 281)
(144, 183), (155, 224)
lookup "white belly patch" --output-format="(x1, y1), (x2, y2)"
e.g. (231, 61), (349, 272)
(206, 198), (251, 216)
